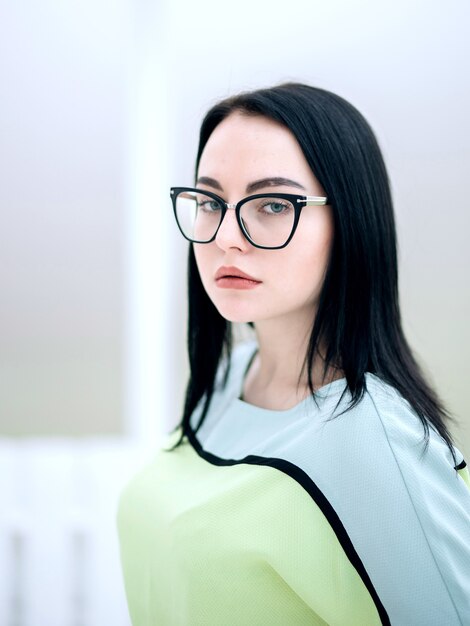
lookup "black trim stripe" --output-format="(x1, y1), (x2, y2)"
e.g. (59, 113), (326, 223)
(187, 426), (391, 626)
(455, 459), (467, 471)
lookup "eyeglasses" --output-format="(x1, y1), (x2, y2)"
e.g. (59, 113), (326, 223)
(170, 187), (329, 250)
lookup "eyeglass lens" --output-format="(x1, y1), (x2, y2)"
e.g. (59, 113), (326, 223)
(175, 190), (296, 247)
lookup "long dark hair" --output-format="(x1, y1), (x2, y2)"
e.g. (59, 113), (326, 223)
(167, 82), (459, 465)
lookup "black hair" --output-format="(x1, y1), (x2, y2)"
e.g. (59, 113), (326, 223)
(167, 81), (459, 466)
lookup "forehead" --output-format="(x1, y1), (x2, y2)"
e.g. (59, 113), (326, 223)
(198, 112), (314, 183)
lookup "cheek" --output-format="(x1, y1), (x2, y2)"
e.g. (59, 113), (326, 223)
(193, 244), (209, 272)
(193, 244), (216, 292)
(301, 210), (334, 268)
(280, 218), (333, 294)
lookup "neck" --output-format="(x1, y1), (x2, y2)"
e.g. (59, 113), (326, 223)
(245, 315), (343, 400)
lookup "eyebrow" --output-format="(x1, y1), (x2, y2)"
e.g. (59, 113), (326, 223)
(196, 176), (306, 193)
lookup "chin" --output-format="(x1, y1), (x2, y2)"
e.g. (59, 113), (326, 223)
(213, 300), (258, 324)
(217, 310), (255, 324)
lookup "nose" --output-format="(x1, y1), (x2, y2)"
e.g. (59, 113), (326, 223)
(214, 206), (250, 250)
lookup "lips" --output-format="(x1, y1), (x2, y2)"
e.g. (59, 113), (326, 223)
(215, 265), (261, 282)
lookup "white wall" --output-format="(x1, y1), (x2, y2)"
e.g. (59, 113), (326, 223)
(0, 1), (170, 623)
(0, 0), (129, 436)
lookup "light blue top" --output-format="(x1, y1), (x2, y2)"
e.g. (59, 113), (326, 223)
(117, 339), (470, 625)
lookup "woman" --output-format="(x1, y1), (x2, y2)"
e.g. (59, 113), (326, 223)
(117, 83), (470, 625)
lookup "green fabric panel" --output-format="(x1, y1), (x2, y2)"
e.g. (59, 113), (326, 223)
(117, 434), (381, 625)
(457, 464), (470, 489)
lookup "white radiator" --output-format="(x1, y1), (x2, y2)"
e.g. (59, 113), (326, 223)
(0, 438), (152, 626)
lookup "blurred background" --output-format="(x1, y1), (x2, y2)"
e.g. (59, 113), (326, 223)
(0, 0), (468, 623)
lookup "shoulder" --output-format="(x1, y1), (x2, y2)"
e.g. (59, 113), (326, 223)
(316, 371), (470, 542)
(307, 372), (470, 519)
(301, 373), (470, 624)
(361, 373), (466, 475)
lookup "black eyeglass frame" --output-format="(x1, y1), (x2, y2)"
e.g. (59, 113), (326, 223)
(170, 186), (329, 250)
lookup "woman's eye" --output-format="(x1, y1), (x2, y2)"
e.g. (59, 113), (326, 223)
(261, 201), (290, 215)
(198, 200), (221, 212)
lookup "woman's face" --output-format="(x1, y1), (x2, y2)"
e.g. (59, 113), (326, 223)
(193, 111), (334, 325)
